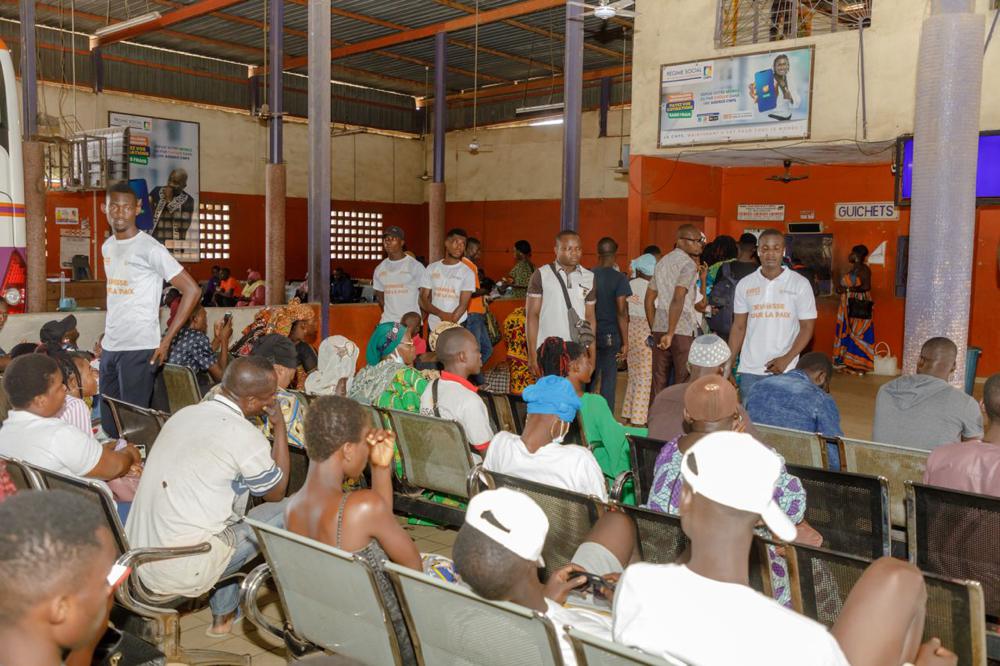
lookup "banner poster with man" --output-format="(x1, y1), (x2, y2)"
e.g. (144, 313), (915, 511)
(659, 46), (814, 147)
(109, 112), (201, 262)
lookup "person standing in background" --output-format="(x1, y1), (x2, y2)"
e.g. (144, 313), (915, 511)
(620, 253), (655, 427)
(420, 228), (476, 331)
(462, 237), (494, 369)
(100, 181), (200, 437)
(833, 244), (875, 375)
(525, 230), (597, 377)
(373, 226), (427, 324)
(590, 238), (630, 411)
(499, 240), (535, 298)
(728, 229), (817, 401)
(646, 225), (704, 402)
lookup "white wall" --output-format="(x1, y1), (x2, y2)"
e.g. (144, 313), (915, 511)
(630, 0), (1000, 157)
(435, 108), (630, 201)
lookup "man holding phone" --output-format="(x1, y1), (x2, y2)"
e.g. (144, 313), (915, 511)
(167, 305), (233, 393)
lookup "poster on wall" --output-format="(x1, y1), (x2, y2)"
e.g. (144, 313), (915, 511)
(659, 46), (814, 147)
(108, 112), (200, 262)
(737, 203), (785, 221)
(55, 207), (79, 225)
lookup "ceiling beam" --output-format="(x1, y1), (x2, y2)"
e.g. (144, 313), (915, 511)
(437, 63), (630, 104)
(89, 0), (249, 49)
(282, 0), (565, 71)
(429, 0), (627, 61)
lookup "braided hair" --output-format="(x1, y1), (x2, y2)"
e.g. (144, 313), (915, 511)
(536, 336), (586, 378)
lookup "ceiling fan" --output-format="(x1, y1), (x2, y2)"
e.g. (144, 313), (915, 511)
(766, 159), (809, 184)
(568, 0), (636, 20)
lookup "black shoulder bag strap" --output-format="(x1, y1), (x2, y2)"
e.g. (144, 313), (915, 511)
(549, 263), (576, 313)
(431, 379), (442, 418)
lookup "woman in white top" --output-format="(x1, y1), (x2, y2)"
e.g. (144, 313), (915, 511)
(620, 254), (655, 427)
(484, 375), (607, 501)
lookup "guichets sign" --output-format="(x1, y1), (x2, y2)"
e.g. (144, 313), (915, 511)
(833, 202), (899, 221)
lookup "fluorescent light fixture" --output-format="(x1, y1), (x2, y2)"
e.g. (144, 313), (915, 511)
(93, 11), (162, 38)
(515, 102), (564, 118)
(529, 117), (564, 126)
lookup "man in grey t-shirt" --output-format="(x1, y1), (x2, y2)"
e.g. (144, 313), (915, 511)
(873, 337), (983, 451)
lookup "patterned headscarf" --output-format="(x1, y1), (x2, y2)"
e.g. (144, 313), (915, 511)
(232, 299), (315, 357)
(428, 321), (462, 352)
(366, 322), (406, 366)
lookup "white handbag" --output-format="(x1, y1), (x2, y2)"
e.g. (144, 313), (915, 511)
(873, 342), (899, 376)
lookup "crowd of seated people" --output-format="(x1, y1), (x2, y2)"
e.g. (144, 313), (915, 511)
(2, 235), (997, 666)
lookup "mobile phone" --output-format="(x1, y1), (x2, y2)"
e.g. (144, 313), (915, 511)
(575, 572), (616, 600)
(754, 69), (777, 112)
(134, 443), (147, 461)
(223, 312), (233, 325)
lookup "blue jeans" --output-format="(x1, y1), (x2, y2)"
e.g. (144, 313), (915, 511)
(463, 313), (494, 371)
(738, 373), (768, 404)
(209, 498), (288, 617)
(589, 331), (622, 409)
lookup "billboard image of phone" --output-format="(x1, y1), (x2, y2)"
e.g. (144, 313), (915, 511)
(127, 178), (155, 232)
(754, 69), (777, 113)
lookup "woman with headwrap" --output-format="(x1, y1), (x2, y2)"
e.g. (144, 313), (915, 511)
(238, 270), (266, 307)
(620, 254), (656, 426)
(231, 300), (317, 389)
(304, 336), (360, 397)
(502, 307), (531, 394)
(349, 322), (423, 408)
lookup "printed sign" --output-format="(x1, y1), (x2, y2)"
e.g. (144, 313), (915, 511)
(834, 202), (899, 221)
(659, 46), (814, 147)
(109, 112), (201, 263)
(737, 204), (785, 222)
(55, 207), (79, 225)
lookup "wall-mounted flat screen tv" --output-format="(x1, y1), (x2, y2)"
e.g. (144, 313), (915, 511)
(896, 131), (1000, 205)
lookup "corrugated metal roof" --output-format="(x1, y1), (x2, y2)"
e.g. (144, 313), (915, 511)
(18, 0), (633, 132)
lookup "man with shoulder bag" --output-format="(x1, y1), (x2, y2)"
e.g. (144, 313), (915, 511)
(526, 230), (597, 378)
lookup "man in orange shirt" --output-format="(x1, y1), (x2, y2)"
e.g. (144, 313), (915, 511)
(462, 237), (494, 377)
(216, 267), (241, 307)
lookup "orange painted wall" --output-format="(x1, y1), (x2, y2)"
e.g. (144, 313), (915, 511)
(446, 198), (629, 279)
(630, 155), (1000, 376)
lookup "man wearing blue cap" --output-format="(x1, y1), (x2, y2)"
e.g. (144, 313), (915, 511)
(484, 375), (607, 500)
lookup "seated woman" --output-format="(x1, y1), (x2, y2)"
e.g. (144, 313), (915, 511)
(237, 269), (266, 307)
(645, 374), (819, 608)
(536, 337), (646, 489)
(304, 335), (359, 397)
(285, 396), (455, 664)
(483, 375), (608, 501)
(349, 322), (426, 410)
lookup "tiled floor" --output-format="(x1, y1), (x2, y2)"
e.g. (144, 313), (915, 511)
(171, 521), (455, 665)
(172, 372), (983, 664)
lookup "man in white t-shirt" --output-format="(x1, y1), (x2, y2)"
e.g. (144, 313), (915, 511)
(727, 229), (817, 401)
(612, 431), (957, 666)
(126, 356), (291, 637)
(373, 226), (426, 324)
(526, 230), (597, 377)
(453, 489), (639, 666)
(420, 327), (493, 453)
(484, 376), (607, 501)
(100, 181), (200, 437)
(419, 228), (476, 331)
(0, 354), (141, 488)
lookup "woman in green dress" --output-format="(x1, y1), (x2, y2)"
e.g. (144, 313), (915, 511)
(535, 336), (647, 490)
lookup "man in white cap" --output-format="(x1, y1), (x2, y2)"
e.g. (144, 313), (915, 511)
(453, 488), (637, 666)
(612, 431), (956, 666)
(647, 333), (758, 442)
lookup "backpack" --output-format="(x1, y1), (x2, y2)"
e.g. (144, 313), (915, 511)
(707, 261), (739, 340)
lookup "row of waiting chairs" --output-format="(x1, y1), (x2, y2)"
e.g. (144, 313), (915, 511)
(0, 455), (251, 665)
(236, 466), (989, 666)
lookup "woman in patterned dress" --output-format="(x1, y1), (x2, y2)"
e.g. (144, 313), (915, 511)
(620, 254), (656, 426)
(834, 245), (875, 374)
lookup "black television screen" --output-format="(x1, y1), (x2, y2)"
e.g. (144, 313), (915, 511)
(896, 131), (1000, 205)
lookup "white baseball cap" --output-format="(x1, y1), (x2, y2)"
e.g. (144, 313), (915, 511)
(679, 432), (798, 543)
(464, 488), (548, 566)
